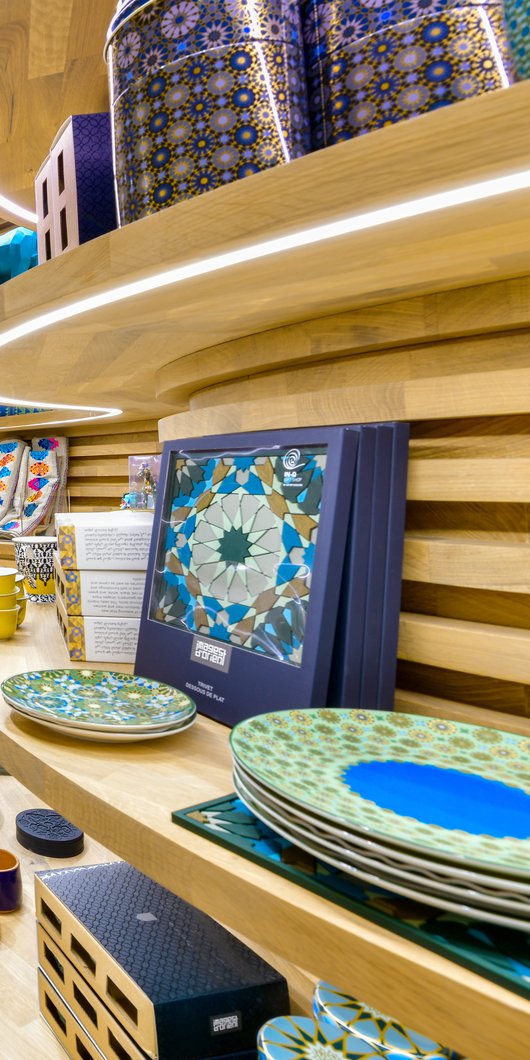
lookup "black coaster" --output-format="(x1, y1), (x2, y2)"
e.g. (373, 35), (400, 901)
(16, 809), (84, 857)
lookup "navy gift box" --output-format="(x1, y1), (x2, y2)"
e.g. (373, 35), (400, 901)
(35, 862), (289, 1059)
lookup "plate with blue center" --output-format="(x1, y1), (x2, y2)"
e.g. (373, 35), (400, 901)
(1, 669), (196, 732)
(230, 709), (530, 877)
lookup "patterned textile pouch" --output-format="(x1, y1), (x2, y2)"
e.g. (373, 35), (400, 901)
(32, 435), (69, 522)
(0, 447), (59, 535)
(0, 440), (28, 517)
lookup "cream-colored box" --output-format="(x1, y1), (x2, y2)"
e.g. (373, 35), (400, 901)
(53, 552), (146, 617)
(55, 588), (140, 664)
(55, 511), (153, 571)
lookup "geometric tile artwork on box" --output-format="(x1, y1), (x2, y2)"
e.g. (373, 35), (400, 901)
(106, 0), (304, 101)
(300, 0), (507, 64)
(151, 447), (326, 665)
(307, 6), (512, 148)
(112, 39), (310, 223)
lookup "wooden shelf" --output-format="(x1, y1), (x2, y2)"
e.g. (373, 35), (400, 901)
(1, 83), (530, 426)
(1, 605), (530, 1060)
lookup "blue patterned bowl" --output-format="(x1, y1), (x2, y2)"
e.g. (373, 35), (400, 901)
(106, 0), (304, 102)
(301, 0), (506, 65)
(307, 6), (513, 149)
(112, 40), (310, 224)
(258, 1015), (393, 1058)
(313, 982), (458, 1058)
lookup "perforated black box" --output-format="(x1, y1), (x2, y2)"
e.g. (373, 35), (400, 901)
(35, 862), (289, 1060)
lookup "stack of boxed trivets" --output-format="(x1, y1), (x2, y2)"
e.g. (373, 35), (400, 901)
(54, 512), (153, 663)
(35, 861), (289, 1060)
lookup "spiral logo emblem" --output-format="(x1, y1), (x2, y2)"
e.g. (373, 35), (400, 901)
(282, 448), (303, 471)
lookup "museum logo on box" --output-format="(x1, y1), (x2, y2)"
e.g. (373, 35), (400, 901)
(210, 1011), (241, 1035)
(282, 448), (305, 486)
(191, 635), (232, 672)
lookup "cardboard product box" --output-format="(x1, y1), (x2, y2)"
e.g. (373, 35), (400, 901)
(53, 551), (147, 617)
(55, 512), (154, 571)
(56, 589), (140, 664)
(35, 862), (289, 1060)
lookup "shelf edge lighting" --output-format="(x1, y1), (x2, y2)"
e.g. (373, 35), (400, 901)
(0, 399), (122, 430)
(0, 167), (530, 352)
(0, 194), (38, 226)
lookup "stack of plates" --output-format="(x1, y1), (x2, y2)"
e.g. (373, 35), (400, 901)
(230, 710), (530, 930)
(1, 669), (196, 742)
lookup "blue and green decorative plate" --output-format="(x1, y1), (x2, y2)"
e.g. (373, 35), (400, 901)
(1, 669), (195, 732)
(230, 710), (530, 876)
(313, 983), (457, 1059)
(258, 1016), (391, 1059)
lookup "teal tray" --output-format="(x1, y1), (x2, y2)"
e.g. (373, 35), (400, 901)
(173, 794), (530, 1002)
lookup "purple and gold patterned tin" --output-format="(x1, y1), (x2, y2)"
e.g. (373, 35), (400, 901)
(307, 6), (513, 148)
(113, 40), (310, 223)
(107, 0), (310, 223)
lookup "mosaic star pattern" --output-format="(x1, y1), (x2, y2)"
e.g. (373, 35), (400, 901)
(307, 7), (512, 148)
(151, 447), (327, 664)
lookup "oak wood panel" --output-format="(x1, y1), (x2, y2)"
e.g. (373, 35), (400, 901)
(0, 606), (529, 1060)
(401, 582), (530, 630)
(2, 84), (530, 418)
(398, 612), (530, 685)
(396, 660), (530, 716)
(0, 0), (115, 222)
(403, 536), (530, 591)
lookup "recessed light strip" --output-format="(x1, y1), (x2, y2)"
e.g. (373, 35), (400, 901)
(1, 167), (529, 352)
(0, 397), (122, 429)
(0, 193), (38, 226)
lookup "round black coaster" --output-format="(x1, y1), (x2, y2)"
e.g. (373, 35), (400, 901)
(16, 809), (84, 858)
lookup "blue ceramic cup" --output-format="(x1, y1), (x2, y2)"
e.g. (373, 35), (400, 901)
(0, 849), (22, 912)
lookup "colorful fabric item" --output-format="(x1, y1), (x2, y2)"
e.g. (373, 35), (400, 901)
(308, 7), (513, 149)
(0, 448), (59, 536)
(0, 440), (27, 515)
(32, 435), (69, 524)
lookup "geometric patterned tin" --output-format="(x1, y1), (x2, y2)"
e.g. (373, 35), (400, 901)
(313, 982), (457, 1058)
(300, 0), (507, 64)
(504, 0), (530, 78)
(258, 1015), (392, 1059)
(230, 709), (530, 875)
(307, 6), (512, 149)
(106, 0), (304, 101)
(111, 40), (310, 224)
(1, 668), (195, 730)
(106, 0), (309, 223)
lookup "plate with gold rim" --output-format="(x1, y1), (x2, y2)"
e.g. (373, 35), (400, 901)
(230, 709), (530, 878)
(1, 668), (195, 731)
(258, 1015), (388, 1059)
(10, 707), (197, 743)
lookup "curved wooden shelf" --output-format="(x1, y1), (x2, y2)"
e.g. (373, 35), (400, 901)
(1, 605), (530, 1060)
(1, 82), (530, 425)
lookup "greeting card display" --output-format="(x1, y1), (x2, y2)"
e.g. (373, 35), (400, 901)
(135, 428), (358, 726)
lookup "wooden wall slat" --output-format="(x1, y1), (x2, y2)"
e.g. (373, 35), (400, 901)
(398, 612), (530, 685)
(403, 537), (530, 591)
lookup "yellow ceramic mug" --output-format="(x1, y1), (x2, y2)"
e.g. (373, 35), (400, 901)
(0, 607), (19, 639)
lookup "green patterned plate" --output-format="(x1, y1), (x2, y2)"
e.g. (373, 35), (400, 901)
(1, 669), (195, 731)
(230, 710), (530, 877)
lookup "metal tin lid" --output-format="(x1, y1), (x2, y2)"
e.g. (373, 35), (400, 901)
(16, 809), (84, 858)
(105, 0), (155, 54)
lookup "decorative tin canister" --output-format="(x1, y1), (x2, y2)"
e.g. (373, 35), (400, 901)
(301, 0), (509, 64)
(106, 0), (310, 223)
(503, 0), (530, 78)
(307, 6), (513, 149)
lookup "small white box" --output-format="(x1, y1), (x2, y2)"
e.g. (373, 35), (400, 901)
(53, 552), (146, 617)
(55, 511), (153, 571)
(55, 589), (140, 664)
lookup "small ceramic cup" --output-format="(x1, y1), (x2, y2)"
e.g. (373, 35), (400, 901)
(0, 590), (17, 611)
(0, 849), (22, 912)
(0, 606), (19, 639)
(0, 567), (18, 594)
